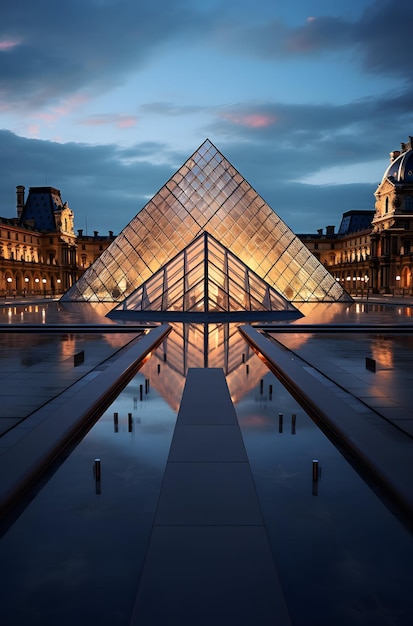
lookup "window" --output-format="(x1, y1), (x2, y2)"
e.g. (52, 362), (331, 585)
(405, 196), (413, 212)
(385, 197), (389, 213)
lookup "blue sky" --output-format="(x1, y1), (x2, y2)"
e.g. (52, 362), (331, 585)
(0, 0), (412, 235)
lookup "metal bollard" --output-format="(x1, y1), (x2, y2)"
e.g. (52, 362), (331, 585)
(128, 412), (133, 432)
(269, 384), (273, 401)
(260, 379), (264, 395)
(312, 459), (319, 482)
(94, 458), (101, 482)
(139, 384), (143, 401)
(291, 413), (296, 435)
(278, 413), (283, 433)
(246, 364), (249, 375)
(114, 412), (118, 433)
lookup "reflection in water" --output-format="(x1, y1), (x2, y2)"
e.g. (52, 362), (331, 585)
(144, 322), (268, 411)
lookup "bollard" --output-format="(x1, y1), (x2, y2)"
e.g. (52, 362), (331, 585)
(246, 364), (249, 375)
(291, 413), (296, 435)
(114, 412), (119, 433)
(128, 412), (133, 432)
(133, 396), (137, 410)
(145, 378), (150, 394)
(74, 350), (85, 367)
(278, 413), (283, 433)
(139, 384), (143, 401)
(269, 384), (273, 401)
(312, 459), (319, 482)
(260, 379), (264, 395)
(242, 353), (245, 363)
(94, 458), (101, 481)
(163, 352), (167, 362)
(157, 363), (161, 374)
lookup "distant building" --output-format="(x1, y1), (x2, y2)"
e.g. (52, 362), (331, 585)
(0, 186), (114, 298)
(370, 137), (413, 293)
(298, 212), (374, 297)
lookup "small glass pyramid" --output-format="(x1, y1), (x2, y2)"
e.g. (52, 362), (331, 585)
(61, 139), (351, 304)
(108, 232), (302, 321)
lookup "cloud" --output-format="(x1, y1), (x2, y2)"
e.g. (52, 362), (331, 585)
(0, 130), (178, 234)
(0, 0), (211, 110)
(219, 112), (277, 129)
(79, 114), (138, 129)
(0, 38), (21, 51)
(215, 1), (413, 81)
(0, 129), (379, 239)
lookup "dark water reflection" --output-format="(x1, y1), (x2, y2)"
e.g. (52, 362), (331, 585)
(0, 301), (413, 624)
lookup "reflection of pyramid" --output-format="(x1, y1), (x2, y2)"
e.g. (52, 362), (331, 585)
(108, 232), (301, 321)
(61, 139), (351, 304)
(138, 323), (269, 412)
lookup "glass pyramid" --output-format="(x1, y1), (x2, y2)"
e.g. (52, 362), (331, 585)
(61, 139), (351, 304)
(108, 232), (301, 322)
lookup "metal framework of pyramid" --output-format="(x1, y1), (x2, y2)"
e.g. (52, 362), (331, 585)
(61, 139), (351, 304)
(108, 232), (301, 322)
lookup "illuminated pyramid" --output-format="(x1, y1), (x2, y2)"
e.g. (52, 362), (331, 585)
(61, 139), (351, 304)
(108, 232), (301, 322)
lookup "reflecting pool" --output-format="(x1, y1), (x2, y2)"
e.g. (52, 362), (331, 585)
(0, 301), (413, 625)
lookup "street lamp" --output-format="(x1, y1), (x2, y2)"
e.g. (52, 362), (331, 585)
(24, 276), (29, 297)
(42, 277), (47, 297)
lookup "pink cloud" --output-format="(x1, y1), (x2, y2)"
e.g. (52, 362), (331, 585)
(27, 124), (40, 138)
(0, 39), (21, 51)
(116, 116), (137, 129)
(80, 114), (138, 128)
(221, 112), (276, 129)
(34, 94), (90, 124)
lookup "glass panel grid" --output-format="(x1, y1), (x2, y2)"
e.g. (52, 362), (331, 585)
(62, 139), (351, 304)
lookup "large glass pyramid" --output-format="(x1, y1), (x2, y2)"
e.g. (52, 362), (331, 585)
(61, 139), (351, 304)
(108, 232), (301, 322)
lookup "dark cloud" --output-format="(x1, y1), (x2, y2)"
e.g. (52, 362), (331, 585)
(207, 88), (413, 181)
(0, 129), (379, 237)
(0, 0), (210, 108)
(216, 1), (413, 82)
(0, 130), (179, 234)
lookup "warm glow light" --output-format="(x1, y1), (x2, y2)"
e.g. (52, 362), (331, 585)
(6, 277), (12, 283)
(24, 277), (29, 283)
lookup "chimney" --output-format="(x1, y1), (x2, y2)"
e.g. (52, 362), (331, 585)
(326, 225), (335, 236)
(78, 229), (83, 237)
(390, 150), (400, 163)
(16, 185), (25, 219)
(317, 228), (323, 236)
(94, 230), (98, 237)
(109, 230), (113, 238)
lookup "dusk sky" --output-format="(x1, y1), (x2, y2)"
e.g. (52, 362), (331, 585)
(1, 0), (412, 236)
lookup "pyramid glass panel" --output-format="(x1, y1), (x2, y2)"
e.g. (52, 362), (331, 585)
(108, 232), (301, 322)
(62, 139), (351, 304)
